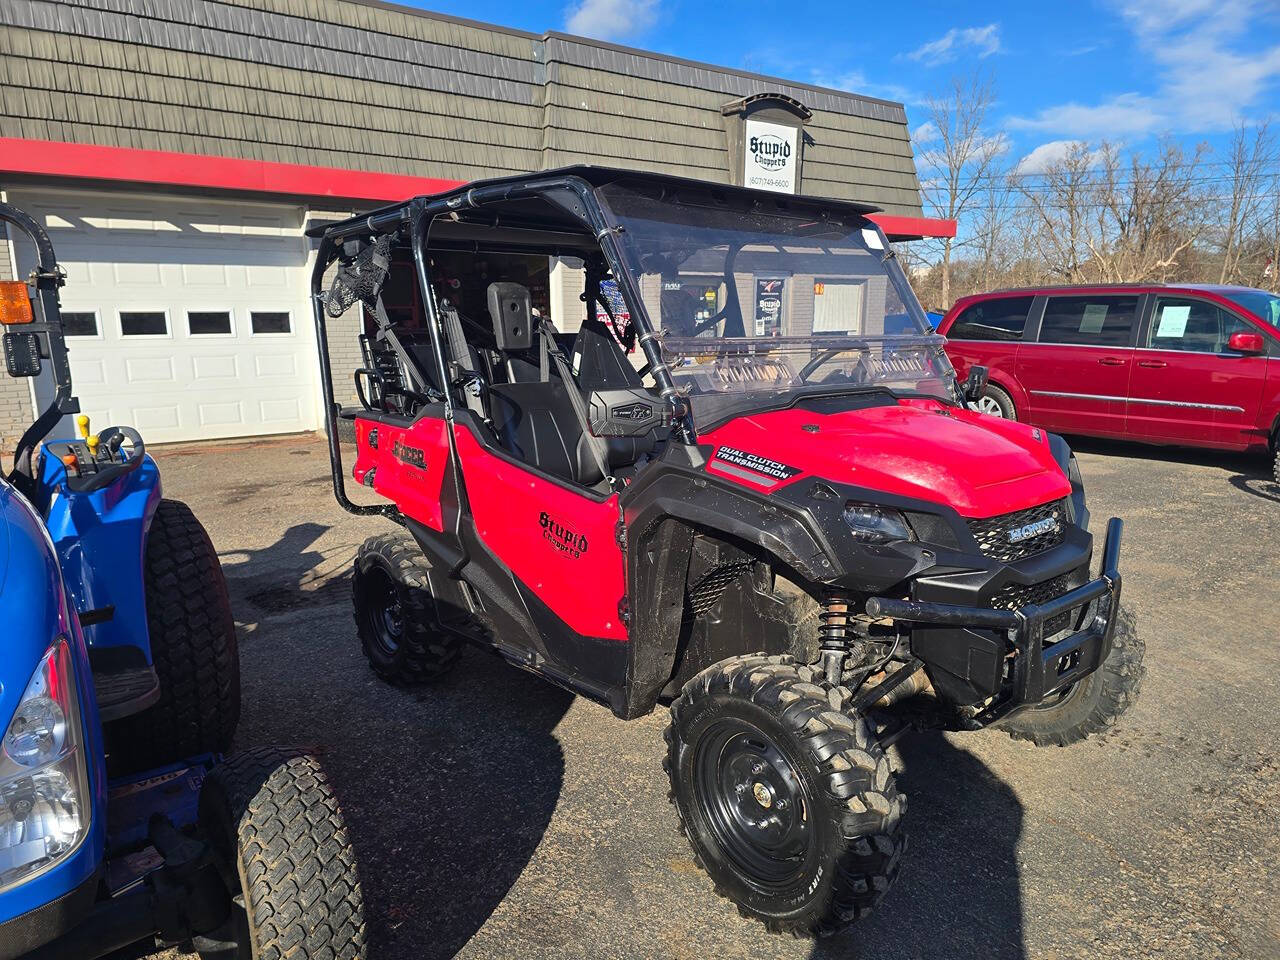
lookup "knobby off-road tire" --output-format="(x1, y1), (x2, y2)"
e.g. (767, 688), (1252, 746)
(197, 748), (366, 960)
(1000, 603), (1144, 747)
(107, 498), (240, 774)
(665, 654), (906, 937)
(353, 533), (463, 685)
(1272, 445), (1279, 485)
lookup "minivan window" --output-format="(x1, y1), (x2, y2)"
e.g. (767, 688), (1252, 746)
(947, 296), (1034, 341)
(1038, 296), (1137, 347)
(1147, 297), (1254, 354)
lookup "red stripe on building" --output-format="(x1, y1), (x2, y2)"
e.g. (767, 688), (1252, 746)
(0, 137), (957, 238)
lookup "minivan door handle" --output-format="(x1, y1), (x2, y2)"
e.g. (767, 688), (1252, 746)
(1137, 360), (1167, 369)
(1097, 357), (1127, 366)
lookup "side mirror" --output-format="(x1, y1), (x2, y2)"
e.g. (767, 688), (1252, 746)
(1227, 331), (1265, 355)
(964, 364), (990, 403)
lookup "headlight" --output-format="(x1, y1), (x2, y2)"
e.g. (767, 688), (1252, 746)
(843, 502), (915, 544)
(0, 638), (89, 893)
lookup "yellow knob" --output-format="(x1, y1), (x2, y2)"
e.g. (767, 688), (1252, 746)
(86, 435), (100, 456)
(76, 414), (90, 439)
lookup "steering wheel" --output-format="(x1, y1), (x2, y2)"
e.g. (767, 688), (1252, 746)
(68, 426), (145, 493)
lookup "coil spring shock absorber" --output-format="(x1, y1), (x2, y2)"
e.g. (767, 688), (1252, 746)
(819, 590), (852, 684)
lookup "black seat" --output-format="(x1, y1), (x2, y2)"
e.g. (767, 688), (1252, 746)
(488, 380), (607, 485)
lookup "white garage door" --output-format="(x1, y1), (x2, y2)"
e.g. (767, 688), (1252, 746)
(9, 189), (320, 443)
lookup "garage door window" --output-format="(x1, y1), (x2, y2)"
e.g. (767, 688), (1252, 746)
(250, 311), (291, 335)
(119, 311), (169, 337)
(187, 311), (233, 336)
(62, 312), (99, 338)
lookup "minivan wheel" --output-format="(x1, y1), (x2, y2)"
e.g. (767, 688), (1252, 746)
(975, 384), (1016, 420)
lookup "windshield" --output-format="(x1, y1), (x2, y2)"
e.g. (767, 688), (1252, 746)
(597, 180), (956, 405)
(1221, 288), (1280, 328)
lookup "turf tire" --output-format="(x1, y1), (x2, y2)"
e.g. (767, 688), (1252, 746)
(196, 748), (366, 960)
(106, 497), (240, 774)
(665, 654), (905, 937)
(999, 603), (1144, 747)
(353, 533), (463, 685)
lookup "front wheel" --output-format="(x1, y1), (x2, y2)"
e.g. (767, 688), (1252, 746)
(999, 604), (1144, 747)
(196, 748), (366, 960)
(974, 383), (1016, 419)
(665, 655), (905, 937)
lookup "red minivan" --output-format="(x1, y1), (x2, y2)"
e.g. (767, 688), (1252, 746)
(938, 285), (1280, 479)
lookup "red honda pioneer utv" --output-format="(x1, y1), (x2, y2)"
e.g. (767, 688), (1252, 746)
(308, 168), (1143, 936)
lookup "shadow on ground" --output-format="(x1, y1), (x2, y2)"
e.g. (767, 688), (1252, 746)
(811, 732), (1026, 960)
(222, 522), (575, 959)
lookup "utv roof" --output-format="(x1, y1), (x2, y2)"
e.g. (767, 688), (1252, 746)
(306, 165), (883, 240)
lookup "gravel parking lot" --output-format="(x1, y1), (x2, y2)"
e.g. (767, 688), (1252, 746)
(152, 432), (1279, 960)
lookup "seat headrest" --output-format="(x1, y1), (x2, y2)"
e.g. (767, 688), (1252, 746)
(487, 282), (534, 352)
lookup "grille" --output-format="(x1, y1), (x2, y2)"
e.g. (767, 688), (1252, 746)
(967, 498), (1068, 563)
(991, 574), (1073, 635)
(687, 561), (753, 616)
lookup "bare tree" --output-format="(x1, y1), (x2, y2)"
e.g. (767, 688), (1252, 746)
(1018, 142), (1097, 283)
(1219, 121), (1276, 283)
(916, 72), (1006, 308)
(1087, 138), (1208, 283)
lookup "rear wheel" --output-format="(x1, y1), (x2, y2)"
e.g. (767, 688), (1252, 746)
(353, 533), (464, 685)
(665, 654), (905, 936)
(974, 383), (1016, 419)
(196, 748), (366, 960)
(999, 604), (1144, 747)
(106, 498), (240, 774)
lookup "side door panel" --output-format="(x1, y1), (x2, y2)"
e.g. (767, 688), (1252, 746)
(942, 295), (1034, 413)
(1016, 295), (1138, 438)
(1129, 296), (1269, 448)
(352, 409), (452, 532)
(453, 427), (628, 642)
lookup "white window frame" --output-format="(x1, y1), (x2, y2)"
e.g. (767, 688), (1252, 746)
(248, 309), (294, 337)
(185, 308), (237, 338)
(116, 308), (173, 340)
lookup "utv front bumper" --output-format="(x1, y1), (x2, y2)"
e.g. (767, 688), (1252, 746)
(866, 518), (1123, 726)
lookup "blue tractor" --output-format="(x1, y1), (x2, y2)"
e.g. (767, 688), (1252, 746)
(0, 203), (365, 959)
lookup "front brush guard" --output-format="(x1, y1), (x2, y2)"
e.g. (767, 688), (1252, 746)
(866, 517), (1124, 724)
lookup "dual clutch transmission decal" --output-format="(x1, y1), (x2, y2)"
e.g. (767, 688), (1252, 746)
(710, 445), (801, 488)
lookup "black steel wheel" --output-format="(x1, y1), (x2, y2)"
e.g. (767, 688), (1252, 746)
(665, 654), (905, 937)
(353, 533), (464, 685)
(693, 718), (817, 893)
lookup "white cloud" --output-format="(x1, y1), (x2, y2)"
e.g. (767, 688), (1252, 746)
(905, 24), (1002, 64)
(1008, 0), (1280, 139)
(565, 0), (659, 41)
(1007, 93), (1164, 138)
(1015, 140), (1088, 174)
(810, 69), (923, 107)
(911, 120), (940, 145)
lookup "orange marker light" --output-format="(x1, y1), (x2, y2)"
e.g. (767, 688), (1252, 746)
(0, 281), (34, 325)
(60, 452), (78, 468)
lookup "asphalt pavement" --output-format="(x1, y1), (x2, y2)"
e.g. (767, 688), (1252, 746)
(150, 431), (1280, 960)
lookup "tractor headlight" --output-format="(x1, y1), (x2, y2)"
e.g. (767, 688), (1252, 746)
(843, 502), (915, 544)
(0, 638), (89, 893)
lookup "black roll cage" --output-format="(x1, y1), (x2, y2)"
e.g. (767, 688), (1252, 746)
(310, 172), (686, 518)
(0, 201), (79, 494)
(308, 166), (893, 518)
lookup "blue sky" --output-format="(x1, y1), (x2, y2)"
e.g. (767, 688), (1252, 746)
(397, 0), (1280, 172)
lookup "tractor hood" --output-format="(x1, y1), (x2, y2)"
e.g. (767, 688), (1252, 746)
(700, 398), (1071, 518)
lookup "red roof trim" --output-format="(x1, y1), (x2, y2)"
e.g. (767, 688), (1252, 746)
(0, 139), (953, 241)
(866, 213), (956, 240)
(0, 137), (462, 203)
